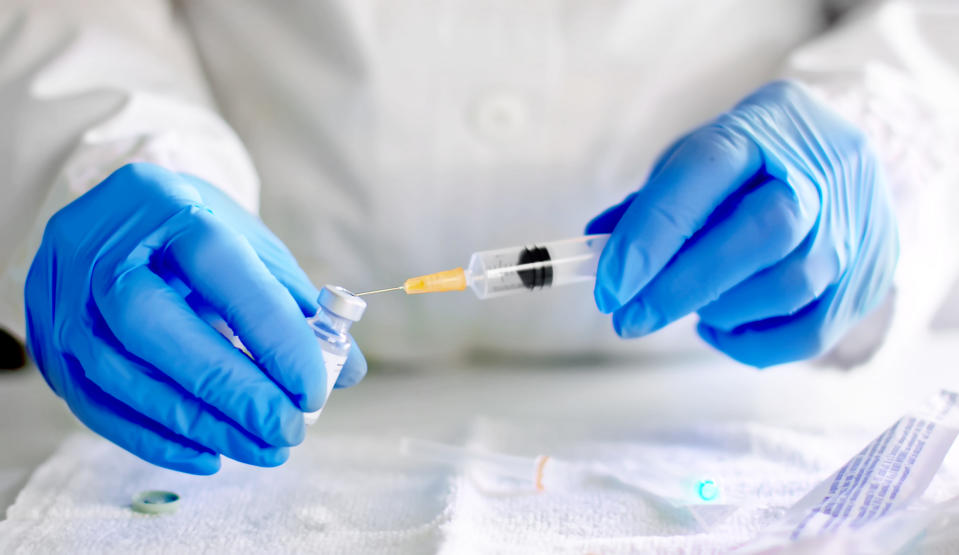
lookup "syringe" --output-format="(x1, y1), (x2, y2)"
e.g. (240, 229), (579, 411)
(357, 234), (610, 299)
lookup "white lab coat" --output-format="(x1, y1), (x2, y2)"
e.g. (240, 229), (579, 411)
(0, 0), (957, 364)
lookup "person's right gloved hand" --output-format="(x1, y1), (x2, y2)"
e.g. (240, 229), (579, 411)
(586, 81), (897, 367)
(25, 162), (366, 474)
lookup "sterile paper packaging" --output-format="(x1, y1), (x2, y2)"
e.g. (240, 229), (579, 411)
(739, 390), (959, 554)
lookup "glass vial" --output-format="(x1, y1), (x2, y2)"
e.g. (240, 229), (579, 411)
(304, 285), (367, 425)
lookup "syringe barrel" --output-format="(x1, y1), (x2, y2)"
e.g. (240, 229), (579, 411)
(466, 234), (610, 299)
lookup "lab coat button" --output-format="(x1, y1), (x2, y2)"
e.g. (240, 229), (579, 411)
(471, 93), (528, 142)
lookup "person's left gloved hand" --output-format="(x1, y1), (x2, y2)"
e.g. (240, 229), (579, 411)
(25, 163), (367, 474)
(587, 81), (898, 367)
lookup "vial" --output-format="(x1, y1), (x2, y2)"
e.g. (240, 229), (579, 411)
(304, 285), (367, 425)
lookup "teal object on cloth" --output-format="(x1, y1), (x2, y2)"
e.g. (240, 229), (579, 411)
(25, 163), (366, 474)
(588, 81), (898, 367)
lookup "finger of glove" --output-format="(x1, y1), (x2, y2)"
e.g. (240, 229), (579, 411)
(180, 173), (320, 316)
(612, 178), (816, 337)
(59, 359), (220, 475)
(697, 234), (840, 332)
(585, 193), (637, 235)
(696, 290), (838, 368)
(23, 243), (63, 395)
(584, 134), (694, 235)
(72, 329), (290, 467)
(93, 264), (306, 447)
(594, 125), (762, 313)
(162, 208), (327, 412)
(252, 238), (321, 317)
(647, 131), (696, 182)
(333, 341), (367, 389)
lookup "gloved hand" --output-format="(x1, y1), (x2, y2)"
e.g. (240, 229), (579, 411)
(25, 163), (367, 474)
(587, 81), (898, 367)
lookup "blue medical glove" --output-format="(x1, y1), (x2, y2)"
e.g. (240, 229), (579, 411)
(25, 163), (367, 474)
(587, 81), (898, 367)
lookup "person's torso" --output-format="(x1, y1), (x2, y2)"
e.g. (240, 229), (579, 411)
(181, 0), (828, 361)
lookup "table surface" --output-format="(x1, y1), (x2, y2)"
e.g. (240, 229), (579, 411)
(4, 328), (959, 520)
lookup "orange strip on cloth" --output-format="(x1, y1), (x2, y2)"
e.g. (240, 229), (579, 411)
(535, 455), (550, 491)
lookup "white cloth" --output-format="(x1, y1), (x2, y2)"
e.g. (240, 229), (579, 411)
(1, 433), (448, 553)
(1, 0), (957, 362)
(4, 332), (959, 553)
(2, 416), (958, 554)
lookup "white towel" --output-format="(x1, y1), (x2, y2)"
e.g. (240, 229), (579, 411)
(1, 432), (453, 553)
(7, 411), (957, 554)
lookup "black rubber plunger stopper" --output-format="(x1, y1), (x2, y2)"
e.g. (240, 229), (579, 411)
(517, 246), (553, 290)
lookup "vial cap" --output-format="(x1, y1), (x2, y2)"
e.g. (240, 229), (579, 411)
(318, 285), (367, 321)
(131, 490), (180, 515)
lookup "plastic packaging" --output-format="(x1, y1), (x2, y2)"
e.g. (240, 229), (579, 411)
(399, 436), (729, 531)
(739, 390), (959, 553)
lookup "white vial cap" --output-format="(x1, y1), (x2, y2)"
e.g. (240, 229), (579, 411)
(318, 285), (367, 321)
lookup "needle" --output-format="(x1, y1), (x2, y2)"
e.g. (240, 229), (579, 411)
(355, 286), (404, 297)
